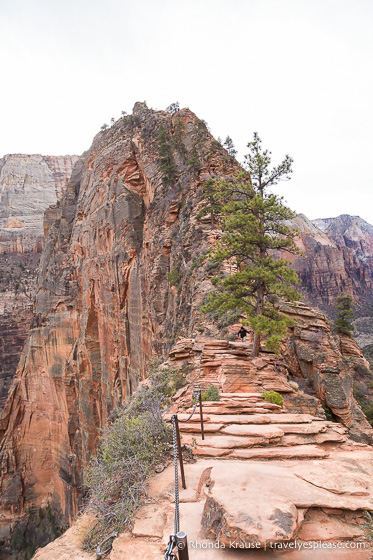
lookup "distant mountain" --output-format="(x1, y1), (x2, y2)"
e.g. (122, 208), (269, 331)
(312, 215), (373, 266)
(289, 214), (373, 348)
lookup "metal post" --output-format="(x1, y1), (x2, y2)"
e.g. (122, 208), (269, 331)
(176, 531), (189, 560)
(199, 390), (205, 440)
(174, 415), (186, 489)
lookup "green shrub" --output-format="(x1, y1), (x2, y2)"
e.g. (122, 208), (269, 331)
(322, 404), (333, 421)
(168, 267), (180, 287)
(262, 390), (283, 406)
(362, 510), (373, 543)
(201, 385), (220, 402)
(158, 125), (178, 186)
(84, 364), (185, 550)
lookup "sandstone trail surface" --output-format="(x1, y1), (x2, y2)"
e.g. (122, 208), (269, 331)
(0, 155), (78, 415)
(34, 330), (373, 559)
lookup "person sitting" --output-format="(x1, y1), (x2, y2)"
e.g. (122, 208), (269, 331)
(237, 326), (250, 342)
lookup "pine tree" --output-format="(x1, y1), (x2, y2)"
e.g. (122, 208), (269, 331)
(202, 132), (300, 356)
(334, 292), (355, 336)
(223, 135), (237, 159)
(157, 126), (178, 186)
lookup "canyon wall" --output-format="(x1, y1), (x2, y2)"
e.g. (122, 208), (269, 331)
(289, 214), (373, 348)
(0, 155), (78, 416)
(1, 107), (373, 556)
(0, 104), (236, 534)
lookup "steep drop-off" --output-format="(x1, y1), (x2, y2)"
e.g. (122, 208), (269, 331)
(0, 104), (238, 542)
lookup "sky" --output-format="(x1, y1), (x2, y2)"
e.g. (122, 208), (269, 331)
(1, 0), (373, 223)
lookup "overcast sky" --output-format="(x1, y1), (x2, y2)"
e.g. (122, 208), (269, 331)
(1, 0), (372, 224)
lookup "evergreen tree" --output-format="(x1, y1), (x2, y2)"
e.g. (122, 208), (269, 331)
(166, 102), (180, 115)
(334, 292), (355, 336)
(202, 133), (300, 356)
(223, 135), (237, 159)
(196, 179), (221, 227)
(157, 126), (178, 185)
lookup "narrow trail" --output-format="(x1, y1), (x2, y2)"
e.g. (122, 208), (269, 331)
(33, 337), (373, 559)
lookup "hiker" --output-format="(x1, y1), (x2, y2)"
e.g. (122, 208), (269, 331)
(237, 326), (250, 342)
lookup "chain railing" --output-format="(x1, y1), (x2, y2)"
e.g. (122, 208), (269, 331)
(164, 389), (204, 559)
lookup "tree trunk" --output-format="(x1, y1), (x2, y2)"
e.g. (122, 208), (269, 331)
(252, 332), (260, 357)
(252, 275), (264, 357)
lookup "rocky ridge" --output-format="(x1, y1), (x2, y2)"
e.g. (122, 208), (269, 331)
(1, 105), (373, 558)
(0, 104), (239, 554)
(33, 328), (373, 559)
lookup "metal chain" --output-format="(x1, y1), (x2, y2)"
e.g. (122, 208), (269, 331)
(165, 389), (201, 559)
(172, 415), (180, 534)
(164, 535), (177, 560)
(164, 416), (180, 559)
(178, 390), (201, 424)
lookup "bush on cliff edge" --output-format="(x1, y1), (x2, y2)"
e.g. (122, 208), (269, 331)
(83, 363), (185, 550)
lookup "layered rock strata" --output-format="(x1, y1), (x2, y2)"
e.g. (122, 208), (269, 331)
(34, 336), (373, 559)
(289, 214), (373, 347)
(2, 106), (373, 559)
(0, 104), (239, 548)
(0, 154), (79, 254)
(0, 155), (78, 415)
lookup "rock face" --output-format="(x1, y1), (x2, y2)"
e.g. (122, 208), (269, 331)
(0, 155), (78, 416)
(313, 214), (373, 267)
(0, 154), (79, 254)
(289, 214), (373, 306)
(2, 106), (373, 559)
(0, 104), (239, 546)
(287, 214), (373, 348)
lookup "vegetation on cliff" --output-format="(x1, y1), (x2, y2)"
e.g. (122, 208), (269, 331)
(83, 363), (186, 550)
(202, 133), (301, 356)
(334, 292), (355, 336)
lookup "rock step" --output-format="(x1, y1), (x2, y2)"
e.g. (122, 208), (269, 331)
(194, 444), (331, 459)
(280, 432), (347, 446)
(182, 424), (285, 438)
(178, 420), (341, 435)
(182, 433), (281, 449)
(218, 393), (264, 397)
(186, 406), (282, 415)
(166, 412), (324, 424)
(230, 445), (331, 459)
(181, 427), (346, 447)
(197, 403), (281, 411)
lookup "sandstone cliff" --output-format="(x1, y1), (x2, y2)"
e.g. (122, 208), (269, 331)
(313, 214), (373, 267)
(288, 214), (373, 348)
(1, 107), (373, 558)
(0, 154), (78, 254)
(0, 104), (238, 551)
(312, 215), (373, 348)
(0, 155), (78, 417)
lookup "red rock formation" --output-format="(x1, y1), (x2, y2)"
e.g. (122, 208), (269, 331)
(313, 214), (373, 266)
(285, 214), (373, 348)
(1, 106), (373, 559)
(288, 215), (373, 306)
(0, 104), (237, 539)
